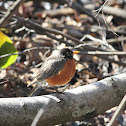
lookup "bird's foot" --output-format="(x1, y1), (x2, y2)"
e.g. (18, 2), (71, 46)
(52, 87), (65, 94)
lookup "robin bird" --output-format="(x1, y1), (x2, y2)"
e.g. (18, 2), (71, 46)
(28, 48), (79, 96)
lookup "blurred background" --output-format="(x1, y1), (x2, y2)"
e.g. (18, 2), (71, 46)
(0, 0), (126, 125)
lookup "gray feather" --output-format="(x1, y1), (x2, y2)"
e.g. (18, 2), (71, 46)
(28, 54), (67, 87)
(37, 57), (67, 81)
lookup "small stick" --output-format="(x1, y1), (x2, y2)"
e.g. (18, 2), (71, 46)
(109, 94), (126, 126)
(0, 80), (9, 85)
(0, 0), (26, 28)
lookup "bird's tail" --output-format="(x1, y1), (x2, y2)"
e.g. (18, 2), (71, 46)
(28, 84), (40, 97)
(28, 80), (45, 97)
(27, 78), (38, 87)
(27, 78), (39, 97)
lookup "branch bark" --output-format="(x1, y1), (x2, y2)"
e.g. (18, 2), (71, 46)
(0, 73), (126, 126)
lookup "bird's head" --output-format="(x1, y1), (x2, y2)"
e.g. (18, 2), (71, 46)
(60, 48), (79, 59)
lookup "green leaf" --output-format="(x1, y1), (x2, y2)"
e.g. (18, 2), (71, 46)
(0, 31), (18, 68)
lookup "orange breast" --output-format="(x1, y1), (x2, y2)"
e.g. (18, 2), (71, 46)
(46, 59), (76, 86)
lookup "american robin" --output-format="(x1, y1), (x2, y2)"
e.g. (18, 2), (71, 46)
(28, 48), (79, 96)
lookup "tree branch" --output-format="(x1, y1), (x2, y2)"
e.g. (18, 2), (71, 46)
(102, 6), (126, 19)
(109, 94), (126, 126)
(0, 0), (26, 28)
(0, 73), (126, 126)
(0, 47), (51, 59)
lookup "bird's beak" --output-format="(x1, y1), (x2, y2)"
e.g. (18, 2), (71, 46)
(73, 51), (80, 55)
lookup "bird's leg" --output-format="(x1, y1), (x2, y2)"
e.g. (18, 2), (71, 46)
(56, 83), (70, 93)
(51, 86), (62, 93)
(61, 83), (70, 92)
(52, 86), (67, 94)
(52, 86), (60, 93)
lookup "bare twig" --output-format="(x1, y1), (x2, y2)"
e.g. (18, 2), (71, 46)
(109, 94), (126, 126)
(84, 25), (126, 36)
(79, 51), (126, 55)
(0, 47), (51, 59)
(80, 34), (116, 51)
(13, 16), (120, 52)
(31, 104), (47, 126)
(1, 15), (119, 52)
(93, 0), (109, 17)
(1, 47), (126, 60)
(80, 34), (114, 49)
(97, 55), (126, 67)
(40, 31), (73, 46)
(3, 15), (126, 67)
(36, 8), (75, 17)
(102, 6), (126, 19)
(0, 80), (9, 85)
(0, 0), (26, 28)
(101, 10), (119, 37)
(79, 51), (126, 67)
(75, 44), (126, 67)
(79, 36), (126, 44)
(15, 16), (80, 45)
(107, 36), (126, 44)
(80, 34), (105, 43)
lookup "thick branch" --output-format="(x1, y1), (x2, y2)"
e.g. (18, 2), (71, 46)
(0, 73), (126, 126)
